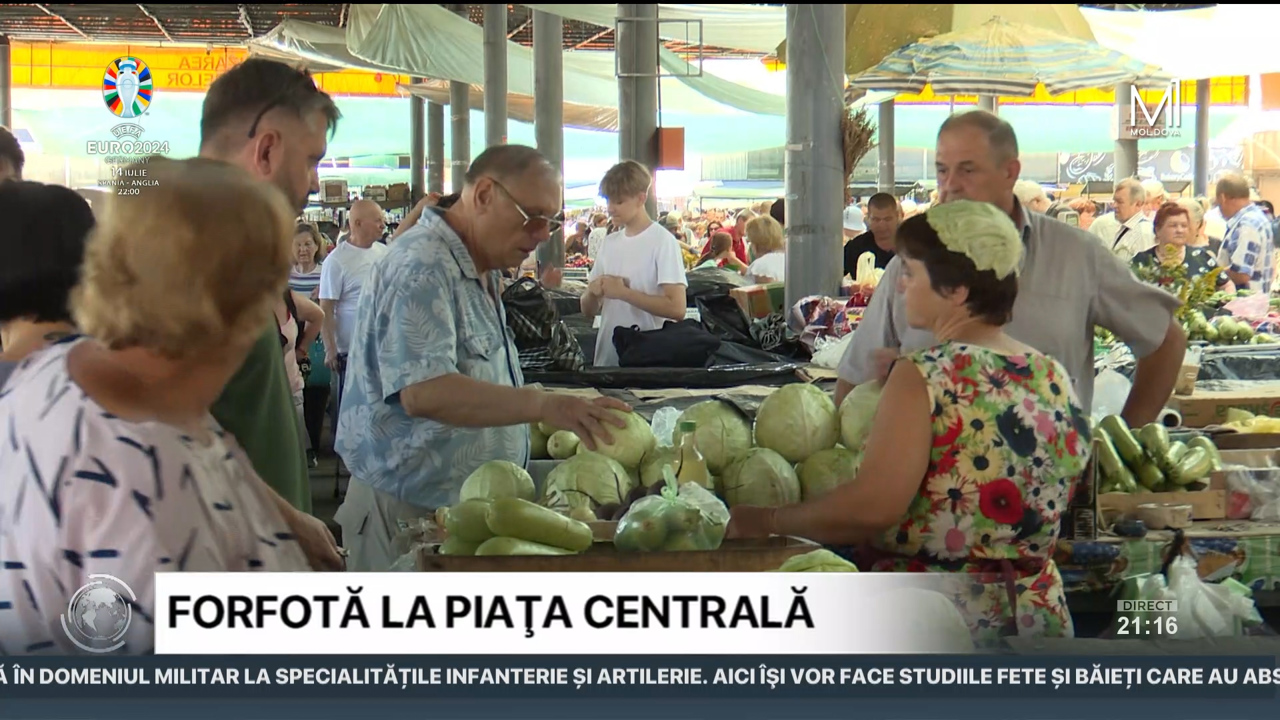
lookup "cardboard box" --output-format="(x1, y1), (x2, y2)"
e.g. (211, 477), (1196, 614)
(1166, 384), (1280, 427)
(363, 185), (388, 202)
(321, 179), (348, 204)
(1173, 347), (1202, 397)
(388, 182), (410, 203)
(730, 282), (786, 319)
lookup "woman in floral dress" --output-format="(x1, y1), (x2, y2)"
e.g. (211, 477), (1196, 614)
(728, 200), (1092, 645)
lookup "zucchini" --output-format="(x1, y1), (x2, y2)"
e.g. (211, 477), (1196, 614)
(1110, 465), (1139, 493)
(439, 537), (481, 556)
(474, 537), (574, 556)
(1187, 436), (1223, 472)
(485, 497), (593, 552)
(1101, 415), (1144, 469)
(1169, 447), (1213, 486)
(1135, 462), (1166, 491)
(443, 499), (497, 543)
(1138, 423), (1171, 462)
(1160, 441), (1189, 474)
(1094, 434), (1126, 480)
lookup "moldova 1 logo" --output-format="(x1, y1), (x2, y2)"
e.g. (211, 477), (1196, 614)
(103, 56), (153, 119)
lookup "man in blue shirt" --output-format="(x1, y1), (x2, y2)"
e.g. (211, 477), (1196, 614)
(335, 145), (629, 570)
(1215, 173), (1274, 293)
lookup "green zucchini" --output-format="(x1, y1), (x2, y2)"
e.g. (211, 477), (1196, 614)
(439, 537), (481, 556)
(1186, 436), (1223, 472)
(485, 497), (593, 552)
(474, 537), (574, 556)
(1160, 441), (1189, 475)
(1170, 447), (1213, 486)
(1110, 465), (1139, 493)
(443, 499), (497, 543)
(1135, 462), (1166, 491)
(1138, 423), (1171, 462)
(1094, 433), (1126, 480)
(1101, 415), (1144, 468)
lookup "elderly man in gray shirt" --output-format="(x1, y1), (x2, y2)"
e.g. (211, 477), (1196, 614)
(836, 111), (1185, 426)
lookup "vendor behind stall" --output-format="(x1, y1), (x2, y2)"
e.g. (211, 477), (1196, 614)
(334, 145), (630, 571)
(842, 193), (901, 281)
(836, 111), (1185, 425)
(729, 200), (1092, 645)
(1132, 202), (1232, 292)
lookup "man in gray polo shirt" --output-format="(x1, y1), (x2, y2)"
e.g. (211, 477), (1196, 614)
(836, 111), (1185, 426)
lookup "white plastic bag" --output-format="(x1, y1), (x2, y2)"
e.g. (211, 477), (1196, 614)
(1091, 369), (1132, 422)
(810, 333), (854, 370)
(650, 407), (682, 448)
(1165, 556), (1261, 638)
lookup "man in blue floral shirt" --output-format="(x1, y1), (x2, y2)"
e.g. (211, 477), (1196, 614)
(1215, 173), (1274, 293)
(334, 144), (629, 571)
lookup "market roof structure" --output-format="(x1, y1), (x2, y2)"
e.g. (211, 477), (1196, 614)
(0, 4), (760, 57)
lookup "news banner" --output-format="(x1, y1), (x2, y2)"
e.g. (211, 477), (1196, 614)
(3, 573), (1279, 719)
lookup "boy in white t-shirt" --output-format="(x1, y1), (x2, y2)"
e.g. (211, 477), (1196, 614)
(581, 160), (688, 367)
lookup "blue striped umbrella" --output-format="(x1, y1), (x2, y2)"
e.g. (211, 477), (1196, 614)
(848, 17), (1175, 96)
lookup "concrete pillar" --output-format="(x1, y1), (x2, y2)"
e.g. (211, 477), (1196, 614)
(1194, 78), (1211, 197)
(449, 81), (471, 193)
(0, 36), (11, 130)
(977, 94), (998, 114)
(616, 4), (660, 218)
(878, 99), (895, 193)
(409, 80), (425, 203)
(534, 10), (565, 269)
(427, 101), (445, 195)
(483, 4), (509, 147)
(784, 4), (846, 310)
(1113, 83), (1139, 180)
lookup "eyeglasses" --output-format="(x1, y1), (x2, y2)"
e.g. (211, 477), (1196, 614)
(490, 179), (563, 234)
(248, 69), (320, 140)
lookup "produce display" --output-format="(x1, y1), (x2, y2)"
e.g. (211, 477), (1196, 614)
(1220, 408), (1280, 433)
(1094, 415), (1223, 494)
(565, 253), (592, 270)
(547, 430), (581, 460)
(613, 469), (730, 553)
(777, 549), (859, 572)
(542, 451), (635, 514)
(1095, 281), (1280, 349)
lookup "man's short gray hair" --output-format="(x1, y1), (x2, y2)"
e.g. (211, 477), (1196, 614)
(938, 110), (1019, 163)
(1013, 180), (1047, 206)
(1116, 177), (1146, 204)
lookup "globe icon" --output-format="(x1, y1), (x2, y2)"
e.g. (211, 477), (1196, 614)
(62, 576), (133, 653)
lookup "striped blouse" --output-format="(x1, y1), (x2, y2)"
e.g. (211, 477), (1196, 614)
(289, 263), (323, 298)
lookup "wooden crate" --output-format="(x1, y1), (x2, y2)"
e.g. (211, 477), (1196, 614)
(415, 536), (818, 572)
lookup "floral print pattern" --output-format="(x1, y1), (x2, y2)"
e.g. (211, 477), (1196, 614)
(857, 343), (1091, 646)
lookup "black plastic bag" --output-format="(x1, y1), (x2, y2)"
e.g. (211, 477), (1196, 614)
(686, 266), (751, 303)
(501, 277), (585, 372)
(696, 294), (754, 346)
(613, 320), (722, 368)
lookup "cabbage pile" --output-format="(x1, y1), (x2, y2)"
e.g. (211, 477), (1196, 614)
(674, 401), (754, 474)
(542, 451), (636, 513)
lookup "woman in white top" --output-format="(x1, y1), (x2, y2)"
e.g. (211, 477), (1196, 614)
(0, 157), (316, 656)
(744, 214), (787, 284)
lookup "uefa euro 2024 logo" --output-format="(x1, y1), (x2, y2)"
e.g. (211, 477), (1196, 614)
(103, 56), (151, 119)
(89, 56), (169, 157)
(60, 574), (137, 654)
